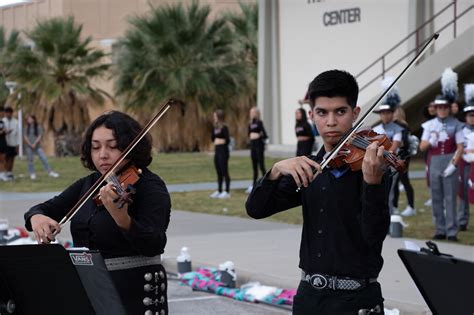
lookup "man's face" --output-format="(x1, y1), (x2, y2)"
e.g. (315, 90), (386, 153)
(436, 105), (450, 119)
(379, 110), (394, 124)
(310, 96), (360, 149)
(5, 111), (12, 119)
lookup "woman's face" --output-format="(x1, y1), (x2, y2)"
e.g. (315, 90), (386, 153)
(295, 110), (302, 121)
(250, 108), (258, 119)
(26, 116), (34, 124)
(428, 103), (436, 115)
(91, 126), (122, 174)
(451, 102), (459, 114)
(213, 112), (218, 123)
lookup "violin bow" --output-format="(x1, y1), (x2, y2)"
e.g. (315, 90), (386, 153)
(57, 99), (179, 227)
(317, 33), (439, 172)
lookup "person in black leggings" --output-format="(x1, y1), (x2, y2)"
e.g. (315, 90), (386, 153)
(210, 109), (231, 199)
(393, 107), (416, 217)
(247, 107), (268, 193)
(295, 108), (315, 156)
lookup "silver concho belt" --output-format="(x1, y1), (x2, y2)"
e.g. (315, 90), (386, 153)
(104, 255), (162, 271)
(301, 270), (377, 291)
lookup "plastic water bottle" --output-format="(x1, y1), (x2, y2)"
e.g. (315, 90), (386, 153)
(219, 261), (236, 288)
(390, 215), (407, 238)
(177, 246), (192, 274)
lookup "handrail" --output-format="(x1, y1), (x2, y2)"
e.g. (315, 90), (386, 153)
(356, 1), (473, 92)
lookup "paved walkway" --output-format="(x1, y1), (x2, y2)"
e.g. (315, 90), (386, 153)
(0, 168), (470, 315)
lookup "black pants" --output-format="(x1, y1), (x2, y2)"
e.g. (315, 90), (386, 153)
(214, 144), (230, 192)
(296, 139), (314, 157)
(393, 158), (414, 208)
(250, 139), (266, 185)
(293, 281), (384, 315)
(110, 264), (168, 315)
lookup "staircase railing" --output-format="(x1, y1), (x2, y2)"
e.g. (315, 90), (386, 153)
(355, 1), (473, 92)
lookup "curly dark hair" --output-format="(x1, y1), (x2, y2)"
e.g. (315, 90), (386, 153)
(307, 70), (359, 108)
(80, 111), (152, 171)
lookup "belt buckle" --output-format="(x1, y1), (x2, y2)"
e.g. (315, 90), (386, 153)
(309, 274), (328, 289)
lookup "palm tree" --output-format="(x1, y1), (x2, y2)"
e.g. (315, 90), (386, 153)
(115, 1), (251, 151)
(9, 17), (110, 155)
(224, 2), (258, 147)
(0, 26), (20, 104)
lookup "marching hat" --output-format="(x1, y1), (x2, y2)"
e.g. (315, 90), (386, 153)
(441, 68), (458, 103)
(375, 77), (400, 113)
(463, 84), (474, 113)
(433, 94), (450, 106)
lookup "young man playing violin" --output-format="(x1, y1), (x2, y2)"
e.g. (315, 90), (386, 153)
(246, 70), (390, 315)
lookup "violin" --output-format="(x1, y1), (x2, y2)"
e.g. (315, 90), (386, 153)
(93, 165), (142, 209)
(328, 128), (406, 172)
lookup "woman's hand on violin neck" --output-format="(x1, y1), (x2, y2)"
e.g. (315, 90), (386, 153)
(362, 142), (385, 185)
(30, 214), (61, 244)
(99, 183), (132, 230)
(268, 156), (321, 188)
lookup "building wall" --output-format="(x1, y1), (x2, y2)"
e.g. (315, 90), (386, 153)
(277, 0), (412, 145)
(274, 0), (473, 146)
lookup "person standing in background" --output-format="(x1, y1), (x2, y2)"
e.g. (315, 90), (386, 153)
(2, 107), (19, 180)
(419, 95), (464, 242)
(210, 109), (231, 199)
(24, 114), (59, 180)
(393, 107), (416, 217)
(246, 107), (268, 193)
(458, 83), (474, 231)
(0, 107), (8, 181)
(295, 108), (315, 156)
(372, 78), (403, 215)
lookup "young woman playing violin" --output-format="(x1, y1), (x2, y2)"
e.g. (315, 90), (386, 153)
(24, 111), (171, 315)
(246, 70), (390, 315)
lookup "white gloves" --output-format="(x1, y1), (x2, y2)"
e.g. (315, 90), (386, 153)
(442, 163), (457, 177)
(429, 133), (438, 147)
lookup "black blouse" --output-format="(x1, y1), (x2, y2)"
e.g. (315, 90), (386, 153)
(248, 119), (268, 139)
(295, 122), (313, 138)
(246, 149), (390, 279)
(24, 168), (171, 259)
(211, 125), (230, 145)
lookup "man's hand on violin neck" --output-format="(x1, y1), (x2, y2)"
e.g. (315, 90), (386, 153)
(30, 214), (61, 244)
(362, 142), (385, 185)
(269, 156), (321, 188)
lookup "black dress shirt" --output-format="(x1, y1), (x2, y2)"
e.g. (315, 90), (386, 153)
(25, 168), (171, 259)
(246, 149), (390, 279)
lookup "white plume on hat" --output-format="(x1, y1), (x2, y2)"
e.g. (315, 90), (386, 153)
(441, 68), (458, 102)
(381, 76), (400, 108)
(464, 84), (474, 112)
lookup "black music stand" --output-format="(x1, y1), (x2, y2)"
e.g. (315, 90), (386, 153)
(0, 244), (126, 315)
(0, 244), (95, 315)
(398, 243), (474, 315)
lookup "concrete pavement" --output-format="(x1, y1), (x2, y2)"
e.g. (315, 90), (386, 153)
(1, 190), (473, 314)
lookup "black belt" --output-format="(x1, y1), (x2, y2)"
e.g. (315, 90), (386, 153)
(301, 270), (377, 291)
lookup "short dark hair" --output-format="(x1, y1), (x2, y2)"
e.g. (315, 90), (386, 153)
(80, 111), (153, 171)
(307, 70), (359, 108)
(4, 107), (13, 113)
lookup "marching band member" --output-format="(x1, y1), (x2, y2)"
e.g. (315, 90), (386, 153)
(420, 68), (464, 241)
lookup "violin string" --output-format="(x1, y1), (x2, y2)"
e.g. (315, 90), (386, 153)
(109, 175), (124, 194)
(351, 136), (399, 166)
